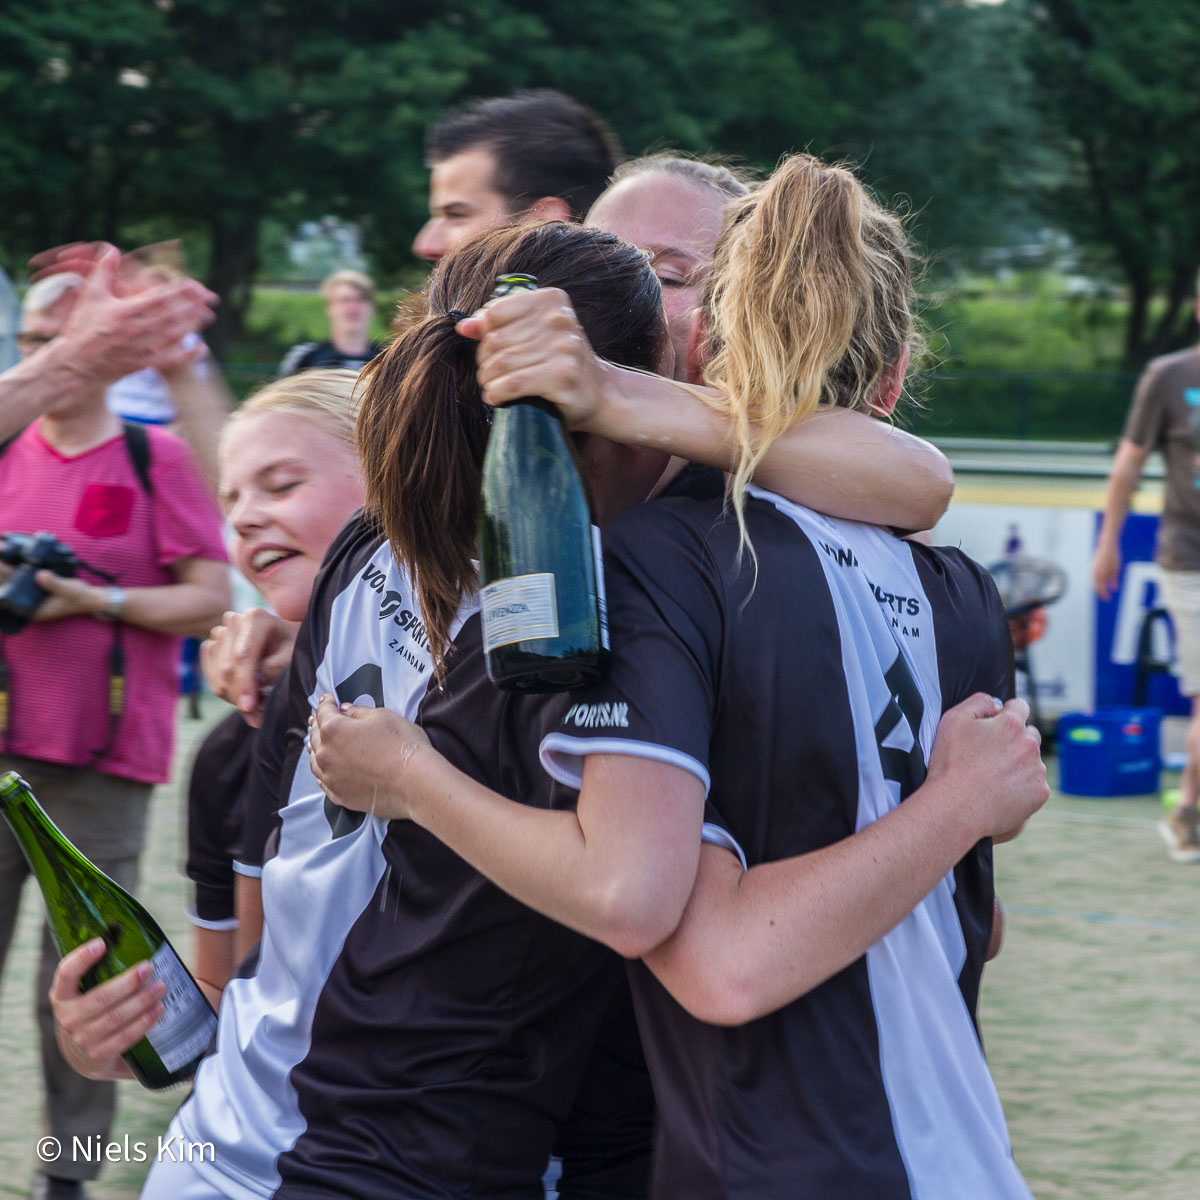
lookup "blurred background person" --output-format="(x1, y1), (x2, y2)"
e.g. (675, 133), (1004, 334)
(278, 269), (384, 376)
(26, 244), (233, 494)
(104, 241), (218, 430)
(1093, 268), (1200, 863)
(0, 246), (217, 443)
(0, 272), (230, 1200)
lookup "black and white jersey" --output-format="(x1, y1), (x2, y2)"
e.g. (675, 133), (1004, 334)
(277, 339), (385, 377)
(234, 663), (296, 878)
(185, 710), (258, 928)
(157, 514), (646, 1200)
(539, 484), (1030, 1200)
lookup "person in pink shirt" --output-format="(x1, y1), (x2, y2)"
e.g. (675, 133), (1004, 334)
(0, 272), (230, 1200)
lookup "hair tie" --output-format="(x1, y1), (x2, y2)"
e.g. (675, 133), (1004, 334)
(447, 309), (470, 323)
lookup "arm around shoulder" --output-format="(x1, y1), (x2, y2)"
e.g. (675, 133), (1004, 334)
(582, 363), (953, 529)
(754, 409), (953, 532)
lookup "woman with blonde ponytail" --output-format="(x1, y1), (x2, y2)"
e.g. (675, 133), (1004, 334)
(310, 155), (1046, 1199)
(701, 154), (922, 550)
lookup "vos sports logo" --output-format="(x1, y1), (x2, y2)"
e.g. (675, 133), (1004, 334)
(361, 563), (431, 651)
(562, 701), (630, 729)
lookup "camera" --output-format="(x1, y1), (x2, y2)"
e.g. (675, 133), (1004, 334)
(0, 532), (80, 634)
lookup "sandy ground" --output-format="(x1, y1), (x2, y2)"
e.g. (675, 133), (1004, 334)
(1, 697), (1197, 1198)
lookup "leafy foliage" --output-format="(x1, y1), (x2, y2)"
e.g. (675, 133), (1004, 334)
(1023, 0), (1200, 363)
(1, 0), (1182, 378)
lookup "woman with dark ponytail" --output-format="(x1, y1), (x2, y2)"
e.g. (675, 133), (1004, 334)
(311, 157), (1047, 1199)
(356, 221), (666, 675)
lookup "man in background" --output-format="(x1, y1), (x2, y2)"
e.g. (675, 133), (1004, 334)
(3, 272), (229, 1200)
(1093, 271), (1200, 862)
(412, 89), (622, 263)
(0, 246), (216, 443)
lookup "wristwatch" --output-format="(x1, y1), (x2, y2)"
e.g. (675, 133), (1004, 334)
(98, 585), (126, 623)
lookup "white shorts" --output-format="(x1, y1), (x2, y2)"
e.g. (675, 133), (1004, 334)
(1156, 569), (1200, 697)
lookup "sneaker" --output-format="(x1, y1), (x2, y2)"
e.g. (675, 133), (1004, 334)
(1159, 805), (1200, 863)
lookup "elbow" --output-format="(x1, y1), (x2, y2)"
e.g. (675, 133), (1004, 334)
(652, 955), (779, 1027)
(901, 449), (954, 533)
(680, 966), (777, 1028)
(603, 910), (684, 963)
(676, 980), (760, 1028)
(183, 621), (218, 640)
(183, 612), (226, 640)
(651, 938), (824, 1027)
(930, 458), (955, 522)
(589, 876), (689, 962)
(189, 589), (233, 638)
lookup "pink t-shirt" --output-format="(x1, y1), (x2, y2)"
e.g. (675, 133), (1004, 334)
(0, 423), (227, 782)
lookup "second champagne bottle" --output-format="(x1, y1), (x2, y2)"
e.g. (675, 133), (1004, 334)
(0, 771), (217, 1089)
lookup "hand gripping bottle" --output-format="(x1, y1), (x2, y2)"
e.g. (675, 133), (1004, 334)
(0, 771), (217, 1088)
(477, 274), (610, 691)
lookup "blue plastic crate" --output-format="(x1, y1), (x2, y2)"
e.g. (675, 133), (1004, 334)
(1056, 708), (1162, 797)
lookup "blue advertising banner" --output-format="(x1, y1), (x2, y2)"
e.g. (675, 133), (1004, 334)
(1093, 511), (1189, 715)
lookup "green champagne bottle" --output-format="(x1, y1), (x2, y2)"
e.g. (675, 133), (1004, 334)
(477, 273), (610, 692)
(0, 771), (217, 1089)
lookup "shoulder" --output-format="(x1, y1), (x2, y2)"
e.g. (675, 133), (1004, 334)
(913, 541), (998, 594)
(305, 510), (386, 631)
(912, 541), (1007, 630)
(601, 497), (745, 655)
(657, 461), (725, 502)
(0, 423), (42, 465)
(605, 491), (815, 603)
(142, 423), (192, 460)
(191, 711), (258, 798)
(1141, 347), (1200, 386)
(314, 510), (381, 587)
(605, 494), (730, 563)
(278, 341), (323, 376)
(915, 542), (1011, 698)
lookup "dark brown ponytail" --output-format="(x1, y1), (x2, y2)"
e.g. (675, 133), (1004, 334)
(356, 293), (488, 677)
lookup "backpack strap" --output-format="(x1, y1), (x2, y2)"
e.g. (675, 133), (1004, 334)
(120, 421), (153, 494)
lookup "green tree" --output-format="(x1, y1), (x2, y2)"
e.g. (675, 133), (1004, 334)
(0, 1), (167, 256)
(861, 1), (1050, 277)
(0, 0), (473, 351)
(1024, 0), (1200, 364)
(0, 0), (1050, 361)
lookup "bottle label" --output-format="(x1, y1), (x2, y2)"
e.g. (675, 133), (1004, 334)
(144, 942), (217, 1073)
(481, 573), (559, 652)
(592, 525), (609, 651)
